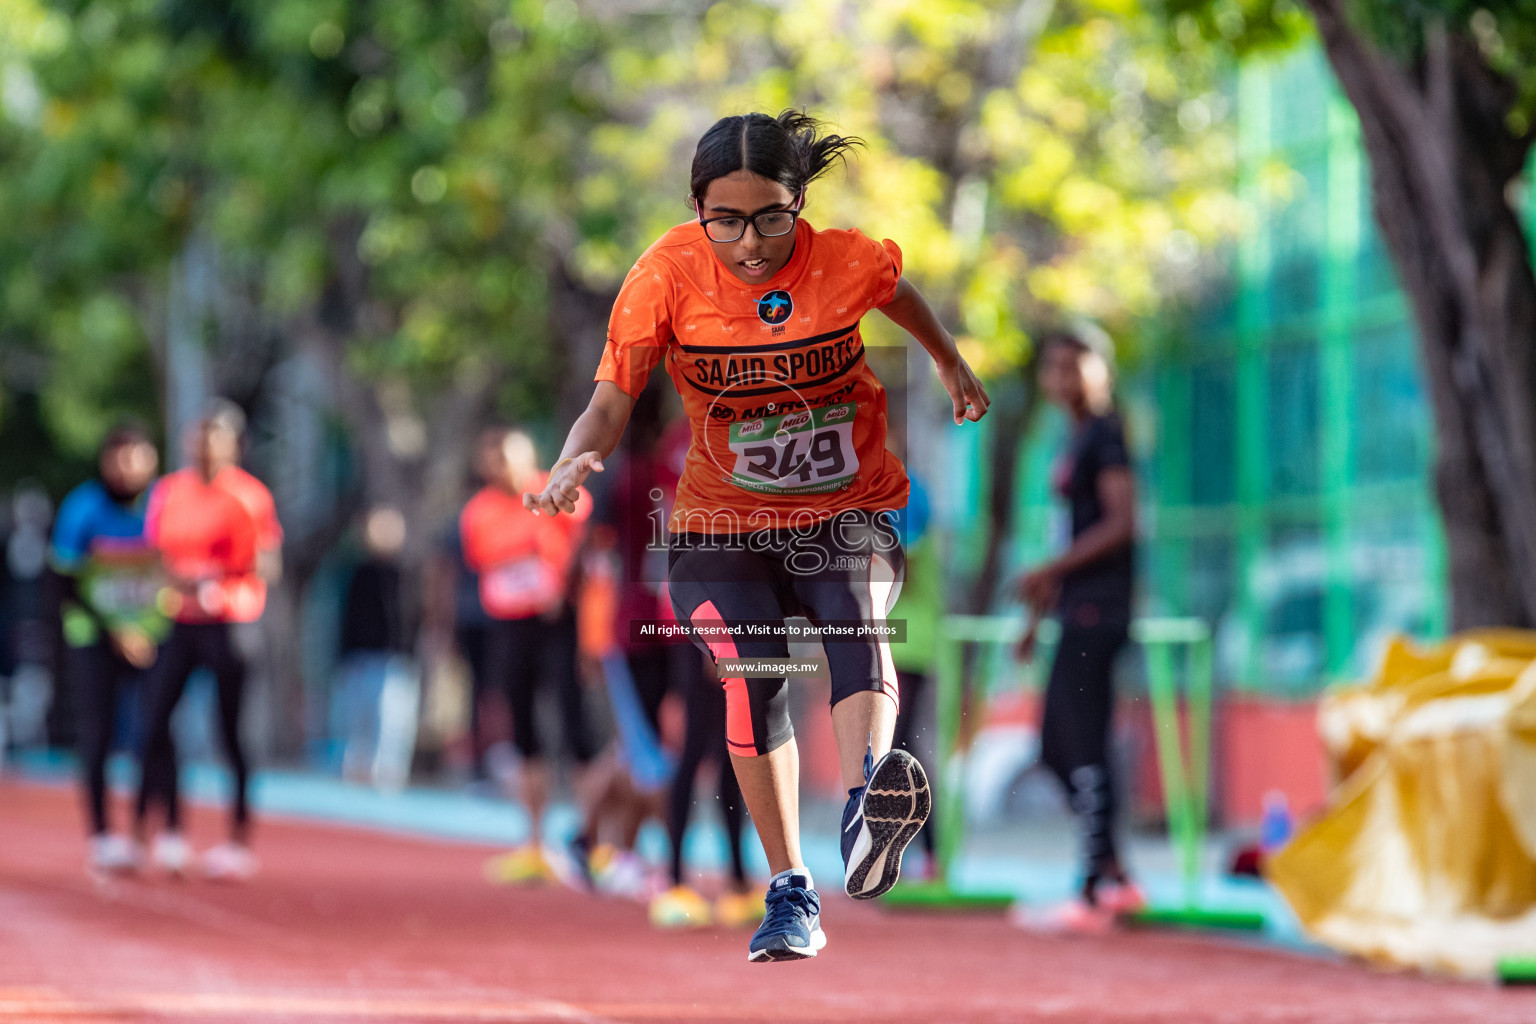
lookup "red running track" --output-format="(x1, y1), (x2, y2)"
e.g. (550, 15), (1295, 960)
(1, 778), (1531, 1023)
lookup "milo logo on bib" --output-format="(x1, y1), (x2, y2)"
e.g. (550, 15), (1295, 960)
(726, 403), (858, 494)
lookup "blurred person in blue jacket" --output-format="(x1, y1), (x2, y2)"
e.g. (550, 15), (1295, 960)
(49, 422), (171, 876)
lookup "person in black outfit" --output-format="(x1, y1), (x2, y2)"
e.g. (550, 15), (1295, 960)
(1016, 327), (1142, 930)
(339, 511), (406, 657)
(336, 506), (411, 787)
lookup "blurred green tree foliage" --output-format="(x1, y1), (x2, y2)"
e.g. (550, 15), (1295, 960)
(0, 0), (1246, 489)
(571, 0), (1248, 376)
(1, 0), (603, 487)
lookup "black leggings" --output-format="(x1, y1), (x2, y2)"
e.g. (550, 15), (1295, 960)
(486, 606), (594, 763)
(1039, 620), (1130, 884)
(666, 509), (905, 757)
(66, 640), (170, 837)
(660, 645), (746, 887)
(136, 621), (250, 840)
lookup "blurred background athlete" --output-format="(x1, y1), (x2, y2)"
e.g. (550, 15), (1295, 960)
(1015, 328), (1143, 933)
(50, 421), (170, 876)
(135, 402), (275, 881)
(464, 427), (595, 885)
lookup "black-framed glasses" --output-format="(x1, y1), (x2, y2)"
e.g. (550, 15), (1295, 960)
(698, 208), (800, 243)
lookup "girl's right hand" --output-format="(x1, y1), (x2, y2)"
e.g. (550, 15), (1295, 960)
(936, 353), (990, 424)
(524, 452), (604, 516)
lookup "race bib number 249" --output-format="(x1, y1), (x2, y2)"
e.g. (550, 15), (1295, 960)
(727, 404), (858, 494)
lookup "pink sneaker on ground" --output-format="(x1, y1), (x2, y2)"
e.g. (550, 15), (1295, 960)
(1094, 879), (1148, 917)
(1009, 897), (1114, 935)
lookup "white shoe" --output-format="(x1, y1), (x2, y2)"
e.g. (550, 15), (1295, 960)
(151, 833), (194, 876)
(597, 850), (656, 901)
(202, 842), (258, 882)
(88, 834), (141, 875)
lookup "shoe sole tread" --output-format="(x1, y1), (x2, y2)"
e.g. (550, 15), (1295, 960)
(844, 750), (931, 900)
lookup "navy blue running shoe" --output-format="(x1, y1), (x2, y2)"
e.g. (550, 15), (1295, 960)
(747, 871), (825, 962)
(841, 746), (931, 900)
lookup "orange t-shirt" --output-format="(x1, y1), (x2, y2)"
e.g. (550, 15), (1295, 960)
(596, 219), (910, 534)
(460, 475), (591, 620)
(216, 465), (283, 550)
(145, 469), (260, 624)
(213, 465), (281, 622)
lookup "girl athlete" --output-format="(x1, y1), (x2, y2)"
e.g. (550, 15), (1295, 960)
(526, 110), (989, 961)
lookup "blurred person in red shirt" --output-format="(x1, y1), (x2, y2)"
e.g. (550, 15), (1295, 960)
(202, 400), (283, 606)
(462, 427), (594, 884)
(134, 401), (275, 881)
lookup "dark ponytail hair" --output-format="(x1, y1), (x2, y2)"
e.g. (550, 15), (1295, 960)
(689, 109), (864, 204)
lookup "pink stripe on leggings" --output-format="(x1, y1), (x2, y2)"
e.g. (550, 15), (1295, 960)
(689, 601), (759, 755)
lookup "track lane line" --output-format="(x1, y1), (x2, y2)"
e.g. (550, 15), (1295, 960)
(0, 991), (629, 1023)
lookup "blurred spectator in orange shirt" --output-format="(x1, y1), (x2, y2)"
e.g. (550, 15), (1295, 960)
(462, 428), (594, 884)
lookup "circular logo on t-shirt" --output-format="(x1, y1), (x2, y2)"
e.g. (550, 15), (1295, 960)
(756, 290), (793, 325)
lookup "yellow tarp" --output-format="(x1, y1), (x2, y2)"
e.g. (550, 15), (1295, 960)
(1266, 631), (1536, 978)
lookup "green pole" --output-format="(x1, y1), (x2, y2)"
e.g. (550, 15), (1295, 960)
(1320, 90), (1361, 681)
(1132, 619), (1264, 931)
(1156, 360), (1194, 616)
(933, 630), (965, 880)
(1188, 634), (1215, 831)
(1234, 60), (1272, 694)
(1144, 638), (1197, 906)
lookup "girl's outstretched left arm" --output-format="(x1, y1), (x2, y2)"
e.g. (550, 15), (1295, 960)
(878, 277), (990, 424)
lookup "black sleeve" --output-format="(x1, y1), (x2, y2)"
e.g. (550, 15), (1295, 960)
(1091, 414), (1131, 472)
(50, 566), (112, 637)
